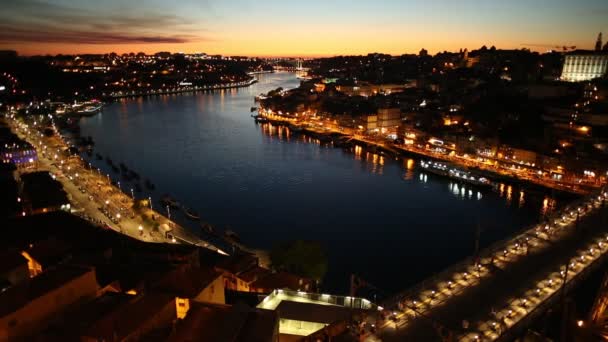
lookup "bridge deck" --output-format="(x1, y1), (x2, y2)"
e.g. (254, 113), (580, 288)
(379, 191), (608, 341)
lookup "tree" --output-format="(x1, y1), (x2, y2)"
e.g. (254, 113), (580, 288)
(270, 240), (328, 281)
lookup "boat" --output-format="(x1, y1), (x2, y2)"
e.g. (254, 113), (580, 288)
(200, 222), (214, 234)
(224, 229), (241, 243)
(250, 107), (258, 112)
(255, 116), (269, 123)
(160, 194), (180, 209)
(145, 179), (155, 190)
(77, 103), (103, 116)
(129, 170), (140, 180)
(288, 123), (304, 133)
(183, 207), (201, 221)
(420, 160), (494, 188)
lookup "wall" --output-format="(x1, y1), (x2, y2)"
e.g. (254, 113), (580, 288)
(0, 269), (98, 340)
(195, 275), (225, 305)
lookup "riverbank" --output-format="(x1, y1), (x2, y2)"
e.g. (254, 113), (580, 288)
(247, 70), (274, 75)
(106, 77), (258, 99)
(7, 117), (231, 255)
(255, 114), (591, 196)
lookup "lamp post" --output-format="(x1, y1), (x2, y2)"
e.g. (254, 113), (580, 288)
(130, 188), (134, 199)
(166, 205), (171, 220)
(148, 197), (153, 210)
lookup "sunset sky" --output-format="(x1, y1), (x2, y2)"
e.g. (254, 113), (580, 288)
(2, 0), (607, 57)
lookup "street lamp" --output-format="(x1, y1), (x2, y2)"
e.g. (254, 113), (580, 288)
(148, 197), (152, 210)
(130, 188), (134, 199)
(138, 225), (143, 231)
(166, 205), (171, 220)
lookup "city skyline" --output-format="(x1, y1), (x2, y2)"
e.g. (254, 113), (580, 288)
(2, 0), (608, 57)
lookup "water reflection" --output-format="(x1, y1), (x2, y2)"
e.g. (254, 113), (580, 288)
(402, 159), (415, 180)
(448, 182), (484, 201)
(541, 196), (556, 217)
(354, 145), (363, 161)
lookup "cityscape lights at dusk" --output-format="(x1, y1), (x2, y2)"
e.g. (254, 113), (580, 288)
(1, 1), (608, 341)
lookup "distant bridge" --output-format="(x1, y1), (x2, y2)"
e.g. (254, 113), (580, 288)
(272, 58), (310, 72)
(379, 187), (608, 341)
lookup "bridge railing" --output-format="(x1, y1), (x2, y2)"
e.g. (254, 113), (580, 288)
(494, 240), (608, 342)
(383, 187), (606, 311)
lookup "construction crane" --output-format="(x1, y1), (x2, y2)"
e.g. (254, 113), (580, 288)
(521, 44), (577, 52)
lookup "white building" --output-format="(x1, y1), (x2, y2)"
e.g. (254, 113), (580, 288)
(561, 52), (608, 82)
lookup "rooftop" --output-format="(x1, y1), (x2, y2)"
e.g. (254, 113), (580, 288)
(0, 249), (27, 275)
(0, 265), (95, 317)
(276, 300), (353, 325)
(153, 264), (222, 298)
(82, 292), (175, 341)
(168, 302), (277, 342)
(20, 171), (69, 210)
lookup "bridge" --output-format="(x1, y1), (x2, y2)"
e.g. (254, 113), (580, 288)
(377, 187), (608, 341)
(271, 58), (310, 72)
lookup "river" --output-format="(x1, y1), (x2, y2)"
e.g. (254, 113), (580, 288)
(79, 72), (573, 294)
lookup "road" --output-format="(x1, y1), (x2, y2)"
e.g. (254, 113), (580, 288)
(375, 189), (608, 341)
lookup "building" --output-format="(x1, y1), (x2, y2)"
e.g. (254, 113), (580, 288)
(0, 127), (37, 168)
(0, 265), (99, 340)
(168, 302), (279, 342)
(19, 172), (70, 215)
(376, 108), (402, 135)
(80, 292), (176, 342)
(152, 263), (226, 318)
(0, 250), (29, 289)
(257, 289), (378, 339)
(20, 238), (73, 277)
(357, 115), (377, 132)
(560, 51), (608, 82)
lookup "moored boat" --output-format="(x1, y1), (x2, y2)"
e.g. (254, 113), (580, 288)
(145, 179), (155, 190)
(224, 229), (241, 243)
(420, 160), (494, 188)
(160, 194), (180, 209)
(183, 207), (201, 220)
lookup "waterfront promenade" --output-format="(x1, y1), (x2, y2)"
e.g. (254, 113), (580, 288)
(8, 118), (226, 254)
(376, 188), (608, 341)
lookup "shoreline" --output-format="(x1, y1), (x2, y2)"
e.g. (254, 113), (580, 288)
(256, 115), (592, 196)
(104, 78), (258, 99)
(6, 117), (231, 256)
